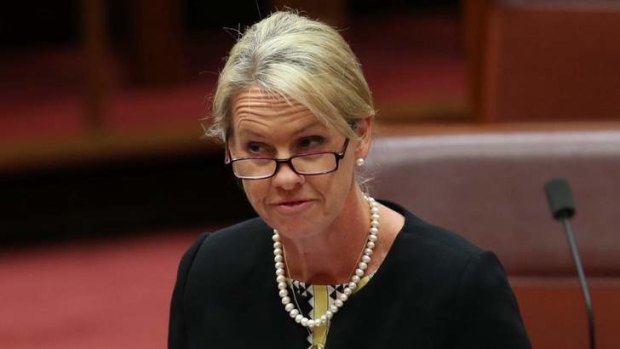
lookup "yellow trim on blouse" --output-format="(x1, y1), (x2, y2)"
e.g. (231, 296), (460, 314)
(308, 274), (373, 348)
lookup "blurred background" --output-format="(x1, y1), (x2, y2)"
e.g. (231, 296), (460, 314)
(1, 0), (619, 348)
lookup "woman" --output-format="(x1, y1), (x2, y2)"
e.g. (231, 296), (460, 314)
(169, 11), (531, 349)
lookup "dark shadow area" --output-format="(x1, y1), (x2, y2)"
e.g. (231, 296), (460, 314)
(0, 150), (255, 248)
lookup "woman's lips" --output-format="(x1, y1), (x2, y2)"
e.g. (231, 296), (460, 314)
(271, 200), (312, 214)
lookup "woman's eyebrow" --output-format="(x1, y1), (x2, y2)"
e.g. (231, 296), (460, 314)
(236, 128), (267, 139)
(294, 122), (324, 136)
(236, 122), (325, 139)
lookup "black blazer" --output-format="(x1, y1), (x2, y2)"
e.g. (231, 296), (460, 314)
(169, 201), (531, 348)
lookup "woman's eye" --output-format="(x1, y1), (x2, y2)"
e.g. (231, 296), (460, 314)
(245, 142), (267, 155)
(298, 136), (324, 150)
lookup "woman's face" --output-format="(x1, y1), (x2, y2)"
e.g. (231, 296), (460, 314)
(228, 87), (370, 238)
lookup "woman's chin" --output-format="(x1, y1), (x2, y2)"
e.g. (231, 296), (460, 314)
(270, 218), (323, 240)
(265, 203), (315, 229)
(272, 221), (307, 236)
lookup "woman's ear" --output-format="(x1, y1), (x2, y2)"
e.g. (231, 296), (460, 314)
(354, 116), (373, 159)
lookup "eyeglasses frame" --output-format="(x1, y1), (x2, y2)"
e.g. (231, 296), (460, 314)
(225, 138), (350, 180)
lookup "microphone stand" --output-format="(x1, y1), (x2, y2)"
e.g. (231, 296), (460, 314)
(544, 178), (595, 349)
(561, 219), (595, 349)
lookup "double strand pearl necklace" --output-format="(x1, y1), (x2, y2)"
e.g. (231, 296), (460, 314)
(272, 195), (380, 329)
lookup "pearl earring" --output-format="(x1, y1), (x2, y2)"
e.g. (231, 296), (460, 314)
(356, 158), (365, 166)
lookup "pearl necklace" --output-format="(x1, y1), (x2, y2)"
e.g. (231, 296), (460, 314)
(272, 195), (380, 329)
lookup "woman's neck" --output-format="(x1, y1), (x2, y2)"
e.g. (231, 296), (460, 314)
(279, 189), (370, 285)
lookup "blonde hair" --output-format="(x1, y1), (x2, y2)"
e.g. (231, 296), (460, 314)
(208, 10), (375, 142)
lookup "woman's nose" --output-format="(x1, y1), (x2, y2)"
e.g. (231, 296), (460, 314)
(271, 162), (304, 190)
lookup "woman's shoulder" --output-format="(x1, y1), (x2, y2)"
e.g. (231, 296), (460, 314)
(381, 199), (485, 265)
(206, 217), (272, 244)
(379, 200), (513, 306)
(178, 217), (273, 280)
(196, 217), (272, 254)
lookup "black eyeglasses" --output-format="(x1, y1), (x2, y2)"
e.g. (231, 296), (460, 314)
(225, 139), (350, 180)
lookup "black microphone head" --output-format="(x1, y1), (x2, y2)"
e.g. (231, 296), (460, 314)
(544, 177), (576, 220)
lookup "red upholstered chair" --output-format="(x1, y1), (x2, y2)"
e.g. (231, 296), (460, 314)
(367, 126), (620, 348)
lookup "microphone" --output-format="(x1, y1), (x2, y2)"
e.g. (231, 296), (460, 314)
(544, 178), (595, 349)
